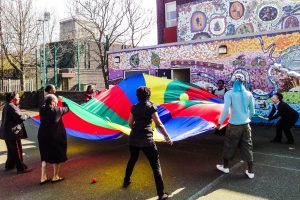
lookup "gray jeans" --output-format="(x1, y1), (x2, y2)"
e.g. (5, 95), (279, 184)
(223, 124), (254, 162)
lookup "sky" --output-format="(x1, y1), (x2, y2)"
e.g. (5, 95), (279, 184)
(33, 0), (158, 46)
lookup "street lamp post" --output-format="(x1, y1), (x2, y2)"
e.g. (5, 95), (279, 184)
(77, 41), (81, 91)
(38, 12), (50, 88)
(1, 45), (3, 92)
(0, 0), (3, 91)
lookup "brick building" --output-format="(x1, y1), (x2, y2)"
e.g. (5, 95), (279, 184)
(43, 18), (127, 91)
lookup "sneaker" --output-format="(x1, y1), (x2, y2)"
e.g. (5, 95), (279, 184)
(216, 164), (229, 173)
(245, 170), (254, 179)
(158, 193), (169, 200)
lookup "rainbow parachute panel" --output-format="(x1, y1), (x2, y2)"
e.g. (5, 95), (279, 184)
(32, 74), (228, 141)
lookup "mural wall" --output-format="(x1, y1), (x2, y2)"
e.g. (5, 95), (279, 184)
(108, 29), (300, 125)
(177, 0), (300, 41)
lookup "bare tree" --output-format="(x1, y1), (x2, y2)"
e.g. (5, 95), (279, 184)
(43, 12), (76, 85)
(125, 0), (153, 47)
(69, 0), (152, 88)
(47, 40), (77, 70)
(0, 0), (39, 90)
(46, 11), (59, 43)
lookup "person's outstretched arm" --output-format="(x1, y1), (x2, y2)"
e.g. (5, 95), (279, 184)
(217, 92), (231, 128)
(55, 102), (69, 118)
(268, 105), (278, 120)
(128, 113), (134, 128)
(11, 105), (30, 122)
(152, 112), (172, 145)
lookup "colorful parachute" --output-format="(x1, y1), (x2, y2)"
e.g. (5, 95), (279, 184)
(32, 74), (228, 141)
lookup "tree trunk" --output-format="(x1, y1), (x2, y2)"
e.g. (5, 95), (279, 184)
(20, 72), (25, 91)
(20, 55), (25, 91)
(101, 62), (109, 89)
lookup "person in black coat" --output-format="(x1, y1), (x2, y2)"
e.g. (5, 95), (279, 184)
(123, 87), (172, 200)
(44, 84), (56, 95)
(38, 94), (69, 184)
(44, 84), (63, 103)
(0, 92), (31, 173)
(268, 93), (299, 144)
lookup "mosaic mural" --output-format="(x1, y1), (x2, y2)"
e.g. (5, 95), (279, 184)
(108, 30), (300, 125)
(177, 0), (300, 42)
(191, 11), (207, 32)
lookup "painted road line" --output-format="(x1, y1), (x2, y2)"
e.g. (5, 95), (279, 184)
(253, 151), (300, 160)
(1, 139), (36, 152)
(145, 187), (185, 200)
(22, 145), (37, 150)
(0, 141), (7, 153)
(22, 139), (36, 145)
(187, 162), (243, 200)
(187, 153), (300, 200)
(168, 187), (185, 198)
(255, 162), (300, 172)
(0, 155), (7, 165)
(0, 144), (37, 164)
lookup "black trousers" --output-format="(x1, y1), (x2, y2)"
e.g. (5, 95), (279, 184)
(5, 139), (27, 171)
(124, 145), (164, 196)
(274, 118), (297, 142)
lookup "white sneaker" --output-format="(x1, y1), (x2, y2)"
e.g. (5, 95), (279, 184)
(216, 164), (229, 173)
(245, 170), (255, 179)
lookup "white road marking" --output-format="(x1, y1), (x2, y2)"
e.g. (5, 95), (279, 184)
(145, 187), (185, 200)
(0, 155), (7, 165)
(22, 145), (37, 150)
(253, 151), (300, 160)
(187, 151), (300, 200)
(168, 187), (185, 198)
(21, 139), (36, 145)
(187, 162), (243, 200)
(0, 140), (37, 164)
(255, 162), (300, 172)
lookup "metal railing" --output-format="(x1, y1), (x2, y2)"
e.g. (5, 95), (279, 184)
(0, 79), (34, 92)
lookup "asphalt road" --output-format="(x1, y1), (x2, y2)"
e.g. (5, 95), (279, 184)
(0, 116), (299, 200)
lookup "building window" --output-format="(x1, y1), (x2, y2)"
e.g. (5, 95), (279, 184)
(165, 1), (177, 28)
(218, 45), (228, 55)
(114, 56), (120, 63)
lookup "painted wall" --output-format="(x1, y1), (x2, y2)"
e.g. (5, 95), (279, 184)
(108, 29), (300, 125)
(177, 0), (300, 42)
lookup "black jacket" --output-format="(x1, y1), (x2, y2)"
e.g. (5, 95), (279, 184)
(37, 103), (69, 163)
(268, 101), (299, 121)
(38, 103), (69, 144)
(0, 103), (29, 140)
